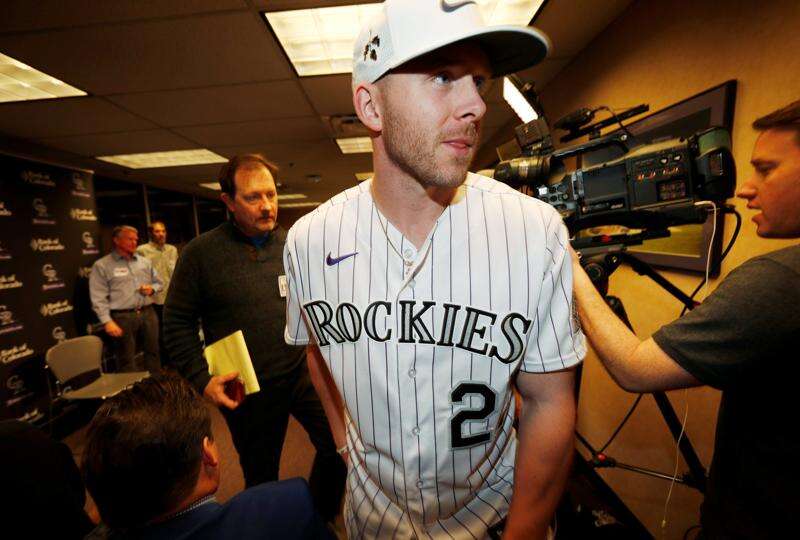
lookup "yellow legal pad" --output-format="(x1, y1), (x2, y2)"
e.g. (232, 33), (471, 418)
(204, 330), (260, 395)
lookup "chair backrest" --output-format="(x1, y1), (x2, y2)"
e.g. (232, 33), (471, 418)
(45, 335), (103, 384)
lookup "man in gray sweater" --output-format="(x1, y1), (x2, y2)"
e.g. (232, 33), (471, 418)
(163, 154), (345, 523)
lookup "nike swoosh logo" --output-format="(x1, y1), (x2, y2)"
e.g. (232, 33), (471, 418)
(441, 0), (476, 12)
(326, 252), (358, 266)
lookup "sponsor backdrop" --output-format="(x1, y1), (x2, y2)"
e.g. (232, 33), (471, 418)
(0, 152), (99, 422)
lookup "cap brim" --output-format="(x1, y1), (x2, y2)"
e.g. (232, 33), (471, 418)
(470, 26), (550, 77)
(382, 25), (549, 81)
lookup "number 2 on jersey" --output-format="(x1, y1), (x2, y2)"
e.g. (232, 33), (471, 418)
(450, 382), (497, 449)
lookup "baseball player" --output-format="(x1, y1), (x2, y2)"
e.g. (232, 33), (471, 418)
(283, 1), (586, 538)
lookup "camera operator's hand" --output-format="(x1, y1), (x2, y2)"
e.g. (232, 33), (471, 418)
(203, 372), (243, 410)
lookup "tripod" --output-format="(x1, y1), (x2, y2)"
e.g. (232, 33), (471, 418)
(561, 245), (707, 539)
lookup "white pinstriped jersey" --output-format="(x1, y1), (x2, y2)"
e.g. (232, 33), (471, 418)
(284, 173), (585, 539)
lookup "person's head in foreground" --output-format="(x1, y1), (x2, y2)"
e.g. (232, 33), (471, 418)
(82, 371), (219, 530)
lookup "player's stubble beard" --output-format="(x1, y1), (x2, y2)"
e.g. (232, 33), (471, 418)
(381, 98), (480, 190)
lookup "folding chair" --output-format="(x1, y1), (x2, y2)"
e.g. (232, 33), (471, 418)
(45, 335), (149, 400)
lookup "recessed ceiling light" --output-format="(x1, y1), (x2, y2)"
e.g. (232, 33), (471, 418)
(336, 137), (372, 154)
(263, 1), (544, 77)
(355, 172), (373, 181)
(0, 52), (87, 103)
(503, 77), (538, 123)
(199, 182), (221, 190)
(264, 4), (382, 77)
(278, 193), (307, 200)
(97, 149), (228, 169)
(281, 201), (321, 209)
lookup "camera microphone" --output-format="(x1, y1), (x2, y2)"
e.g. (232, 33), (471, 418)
(554, 108), (595, 132)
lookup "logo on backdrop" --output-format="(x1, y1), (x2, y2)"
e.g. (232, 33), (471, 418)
(6, 374), (24, 393)
(31, 198), (56, 225)
(71, 173), (91, 198)
(4, 374), (35, 408)
(5, 374), (36, 408)
(0, 343), (34, 364)
(40, 299), (73, 317)
(81, 231), (99, 255)
(0, 274), (23, 290)
(30, 237), (65, 252)
(70, 208), (97, 221)
(0, 241), (12, 260)
(78, 266), (92, 279)
(0, 201), (11, 217)
(41, 263), (65, 291)
(52, 326), (67, 343)
(0, 306), (24, 336)
(21, 170), (55, 187)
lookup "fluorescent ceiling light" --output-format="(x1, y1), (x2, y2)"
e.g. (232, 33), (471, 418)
(0, 53), (87, 103)
(97, 149), (227, 169)
(264, 4), (382, 77)
(336, 137), (372, 154)
(199, 182), (221, 190)
(278, 193), (307, 200)
(355, 172), (373, 181)
(264, 1), (544, 77)
(503, 77), (538, 123)
(282, 201), (321, 209)
(477, 0), (546, 26)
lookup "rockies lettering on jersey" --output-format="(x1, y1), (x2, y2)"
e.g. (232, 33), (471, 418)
(303, 299), (531, 363)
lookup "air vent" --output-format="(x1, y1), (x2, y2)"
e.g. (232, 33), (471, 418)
(326, 114), (369, 138)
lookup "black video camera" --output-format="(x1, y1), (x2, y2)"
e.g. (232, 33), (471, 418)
(493, 118), (736, 236)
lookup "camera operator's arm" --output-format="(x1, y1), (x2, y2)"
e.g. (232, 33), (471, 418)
(569, 248), (701, 393)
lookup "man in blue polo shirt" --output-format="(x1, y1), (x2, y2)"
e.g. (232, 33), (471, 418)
(89, 225), (162, 372)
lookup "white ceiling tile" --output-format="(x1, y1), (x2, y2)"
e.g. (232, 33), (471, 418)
(38, 129), (197, 156)
(300, 74), (355, 116)
(0, 11), (293, 95)
(108, 81), (315, 126)
(0, 0), (248, 33)
(174, 116), (327, 147)
(0, 97), (156, 138)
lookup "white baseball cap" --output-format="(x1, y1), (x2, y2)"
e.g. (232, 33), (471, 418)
(352, 0), (550, 85)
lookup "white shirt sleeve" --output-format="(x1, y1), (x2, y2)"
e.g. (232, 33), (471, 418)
(283, 229), (310, 346)
(521, 209), (586, 373)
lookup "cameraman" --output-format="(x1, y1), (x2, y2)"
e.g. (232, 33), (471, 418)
(570, 100), (800, 539)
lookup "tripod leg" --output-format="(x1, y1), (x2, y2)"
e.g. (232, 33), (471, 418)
(568, 450), (654, 539)
(651, 392), (707, 492)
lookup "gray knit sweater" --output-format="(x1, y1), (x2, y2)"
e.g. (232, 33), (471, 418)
(163, 221), (302, 393)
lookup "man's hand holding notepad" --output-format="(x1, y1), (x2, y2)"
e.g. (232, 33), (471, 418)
(203, 330), (260, 409)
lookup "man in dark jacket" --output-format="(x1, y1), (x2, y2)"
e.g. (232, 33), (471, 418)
(163, 154), (345, 523)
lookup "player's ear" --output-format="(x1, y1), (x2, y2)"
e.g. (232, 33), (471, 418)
(353, 82), (382, 132)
